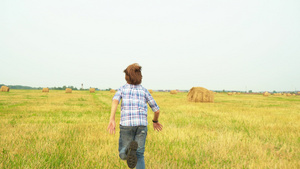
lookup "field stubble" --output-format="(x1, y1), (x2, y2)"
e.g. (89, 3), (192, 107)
(0, 90), (299, 168)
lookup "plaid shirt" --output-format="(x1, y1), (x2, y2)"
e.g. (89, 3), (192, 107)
(113, 84), (159, 126)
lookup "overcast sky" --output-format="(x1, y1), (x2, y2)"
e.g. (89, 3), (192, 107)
(1, 0), (300, 91)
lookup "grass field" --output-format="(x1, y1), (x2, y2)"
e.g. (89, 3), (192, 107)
(0, 90), (299, 168)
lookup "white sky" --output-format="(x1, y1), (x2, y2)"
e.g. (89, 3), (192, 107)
(1, 0), (300, 91)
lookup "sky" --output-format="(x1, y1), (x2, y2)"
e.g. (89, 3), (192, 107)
(1, 0), (300, 92)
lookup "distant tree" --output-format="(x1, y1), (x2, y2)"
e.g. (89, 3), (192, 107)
(54, 86), (63, 90)
(273, 90), (277, 93)
(248, 90), (252, 93)
(67, 86), (78, 90)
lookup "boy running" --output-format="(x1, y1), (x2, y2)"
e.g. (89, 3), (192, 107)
(107, 63), (163, 169)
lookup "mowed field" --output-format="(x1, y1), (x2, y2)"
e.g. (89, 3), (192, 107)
(0, 90), (299, 168)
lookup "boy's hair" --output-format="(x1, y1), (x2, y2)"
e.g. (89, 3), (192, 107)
(124, 63), (142, 85)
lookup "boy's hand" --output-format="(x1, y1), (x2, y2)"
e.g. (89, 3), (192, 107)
(153, 122), (163, 132)
(107, 120), (116, 134)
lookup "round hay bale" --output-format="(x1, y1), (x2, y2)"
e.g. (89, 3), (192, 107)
(292, 94), (296, 96)
(237, 92), (241, 95)
(42, 88), (49, 92)
(90, 88), (95, 93)
(65, 88), (72, 93)
(148, 89), (153, 94)
(1, 86), (10, 92)
(263, 92), (270, 96)
(298, 92), (300, 95)
(187, 87), (214, 103)
(110, 89), (116, 93)
(286, 93), (291, 96)
(228, 92), (233, 95)
(170, 90), (177, 94)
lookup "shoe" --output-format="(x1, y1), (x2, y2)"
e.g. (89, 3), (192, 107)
(126, 141), (138, 168)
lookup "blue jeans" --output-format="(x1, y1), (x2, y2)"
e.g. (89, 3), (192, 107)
(119, 125), (147, 169)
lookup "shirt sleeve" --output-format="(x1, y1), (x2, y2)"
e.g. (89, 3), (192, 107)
(145, 90), (159, 112)
(112, 87), (122, 101)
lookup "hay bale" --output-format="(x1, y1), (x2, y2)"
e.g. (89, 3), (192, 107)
(65, 88), (72, 93)
(286, 93), (291, 96)
(110, 89), (116, 93)
(187, 87), (214, 103)
(42, 88), (49, 92)
(228, 92), (233, 95)
(237, 92), (241, 95)
(148, 89), (153, 94)
(170, 90), (177, 94)
(263, 92), (270, 96)
(292, 94), (296, 96)
(298, 92), (300, 95)
(0, 86), (10, 92)
(90, 88), (95, 93)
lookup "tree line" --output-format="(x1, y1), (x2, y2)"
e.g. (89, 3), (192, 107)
(0, 84), (78, 90)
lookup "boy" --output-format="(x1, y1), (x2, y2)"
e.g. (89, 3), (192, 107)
(107, 63), (163, 169)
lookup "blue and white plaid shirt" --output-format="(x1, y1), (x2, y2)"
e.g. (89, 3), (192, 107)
(113, 84), (159, 126)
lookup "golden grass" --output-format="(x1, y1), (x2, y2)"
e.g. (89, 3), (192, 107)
(0, 91), (299, 168)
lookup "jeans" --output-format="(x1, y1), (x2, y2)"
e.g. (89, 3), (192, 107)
(119, 125), (147, 169)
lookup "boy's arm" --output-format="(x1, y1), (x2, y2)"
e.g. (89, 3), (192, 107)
(107, 99), (119, 134)
(145, 90), (163, 131)
(153, 110), (160, 121)
(152, 110), (163, 131)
